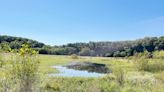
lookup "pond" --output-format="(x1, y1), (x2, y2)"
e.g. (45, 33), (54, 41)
(49, 65), (106, 77)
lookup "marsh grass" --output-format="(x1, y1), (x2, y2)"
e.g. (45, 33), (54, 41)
(153, 50), (164, 59)
(0, 44), (42, 92)
(0, 52), (164, 92)
(136, 59), (164, 72)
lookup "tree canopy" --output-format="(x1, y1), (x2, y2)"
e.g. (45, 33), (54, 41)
(0, 35), (164, 57)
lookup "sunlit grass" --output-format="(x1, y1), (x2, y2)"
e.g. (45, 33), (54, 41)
(38, 54), (135, 74)
(1, 53), (164, 92)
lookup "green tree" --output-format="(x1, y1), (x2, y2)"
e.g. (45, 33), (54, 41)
(120, 51), (127, 57)
(79, 47), (91, 56)
(113, 51), (121, 57)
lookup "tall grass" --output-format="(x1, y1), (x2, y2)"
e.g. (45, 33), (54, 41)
(0, 53), (3, 67)
(153, 50), (164, 59)
(113, 67), (126, 86)
(0, 50), (164, 92)
(0, 44), (41, 92)
(136, 59), (164, 72)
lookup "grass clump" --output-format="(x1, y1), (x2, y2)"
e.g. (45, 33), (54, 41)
(0, 53), (3, 68)
(153, 50), (164, 59)
(71, 54), (79, 59)
(134, 51), (153, 59)
(136, 59), (164, 72)
(155, 72), (164, 83)
(114, 68), (126, 86)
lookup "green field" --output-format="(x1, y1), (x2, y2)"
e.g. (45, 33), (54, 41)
(38, 54), (164, 92)
(1, 53), (164, 92)
(39, 55), (134, 73)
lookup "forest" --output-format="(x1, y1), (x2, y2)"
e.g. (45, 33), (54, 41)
(0, 35), (163, 57)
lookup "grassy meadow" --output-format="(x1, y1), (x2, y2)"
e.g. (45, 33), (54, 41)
(35, 54), (164, 92)
(0, 51), (164, 92)
(38, 55), (134, 73)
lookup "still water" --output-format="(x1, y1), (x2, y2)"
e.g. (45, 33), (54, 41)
(49, 66), (106, 77)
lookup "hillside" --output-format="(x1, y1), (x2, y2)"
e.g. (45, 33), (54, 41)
(0, 35), (164, 57)
(0, 35), (45, 49)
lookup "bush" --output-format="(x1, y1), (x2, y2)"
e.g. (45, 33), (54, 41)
(113, 51), (121, 57)
(134, 51), (153, 59)
(45, 83), (60, 91)
(3, 45), (40, 92)
(105, 53), (113, 57)
(71, 54), (78, 59)
(120, 51), (127, 57)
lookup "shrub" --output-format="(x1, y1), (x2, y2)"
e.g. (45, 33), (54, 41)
(105, 53), (113, 57)
(113, 51), (121, 57)
(71, 54), (78, 59)
(45, 83), (60, 91)
(9, 44), (40, 92)
(134, 51), (153, 59)
(120, 51), (127, 57)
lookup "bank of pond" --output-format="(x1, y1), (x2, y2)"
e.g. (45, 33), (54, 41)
(49, 62), (111, 77)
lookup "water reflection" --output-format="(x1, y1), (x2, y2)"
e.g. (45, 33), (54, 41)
(49, 66), (106, 77)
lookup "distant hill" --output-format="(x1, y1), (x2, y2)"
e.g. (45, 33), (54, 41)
(0, 35), (45, 49)
(0, 35), (164, 57)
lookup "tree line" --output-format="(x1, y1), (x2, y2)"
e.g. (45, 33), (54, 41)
(0, 35), (163, 57)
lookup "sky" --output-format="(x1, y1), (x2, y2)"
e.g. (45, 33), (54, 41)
(0, 0), (164, 45)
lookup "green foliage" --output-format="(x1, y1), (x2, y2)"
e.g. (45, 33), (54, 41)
(18, 44), (38, 56)
(13, 44), (40, 92)
(105, 52), (113, 57)
(120, 51), (127, 57)
(0, 35), (164, 57)
(113, 51), (121, 57)
(0, 42), (11, 52)
(0, 44), (41, 92)
(0, 35), (45, 52)
(79, 47), (91, 56)
(134, 50), (153, 59)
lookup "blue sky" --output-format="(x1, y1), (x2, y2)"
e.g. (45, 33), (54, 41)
(0, 0), (164, 45)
